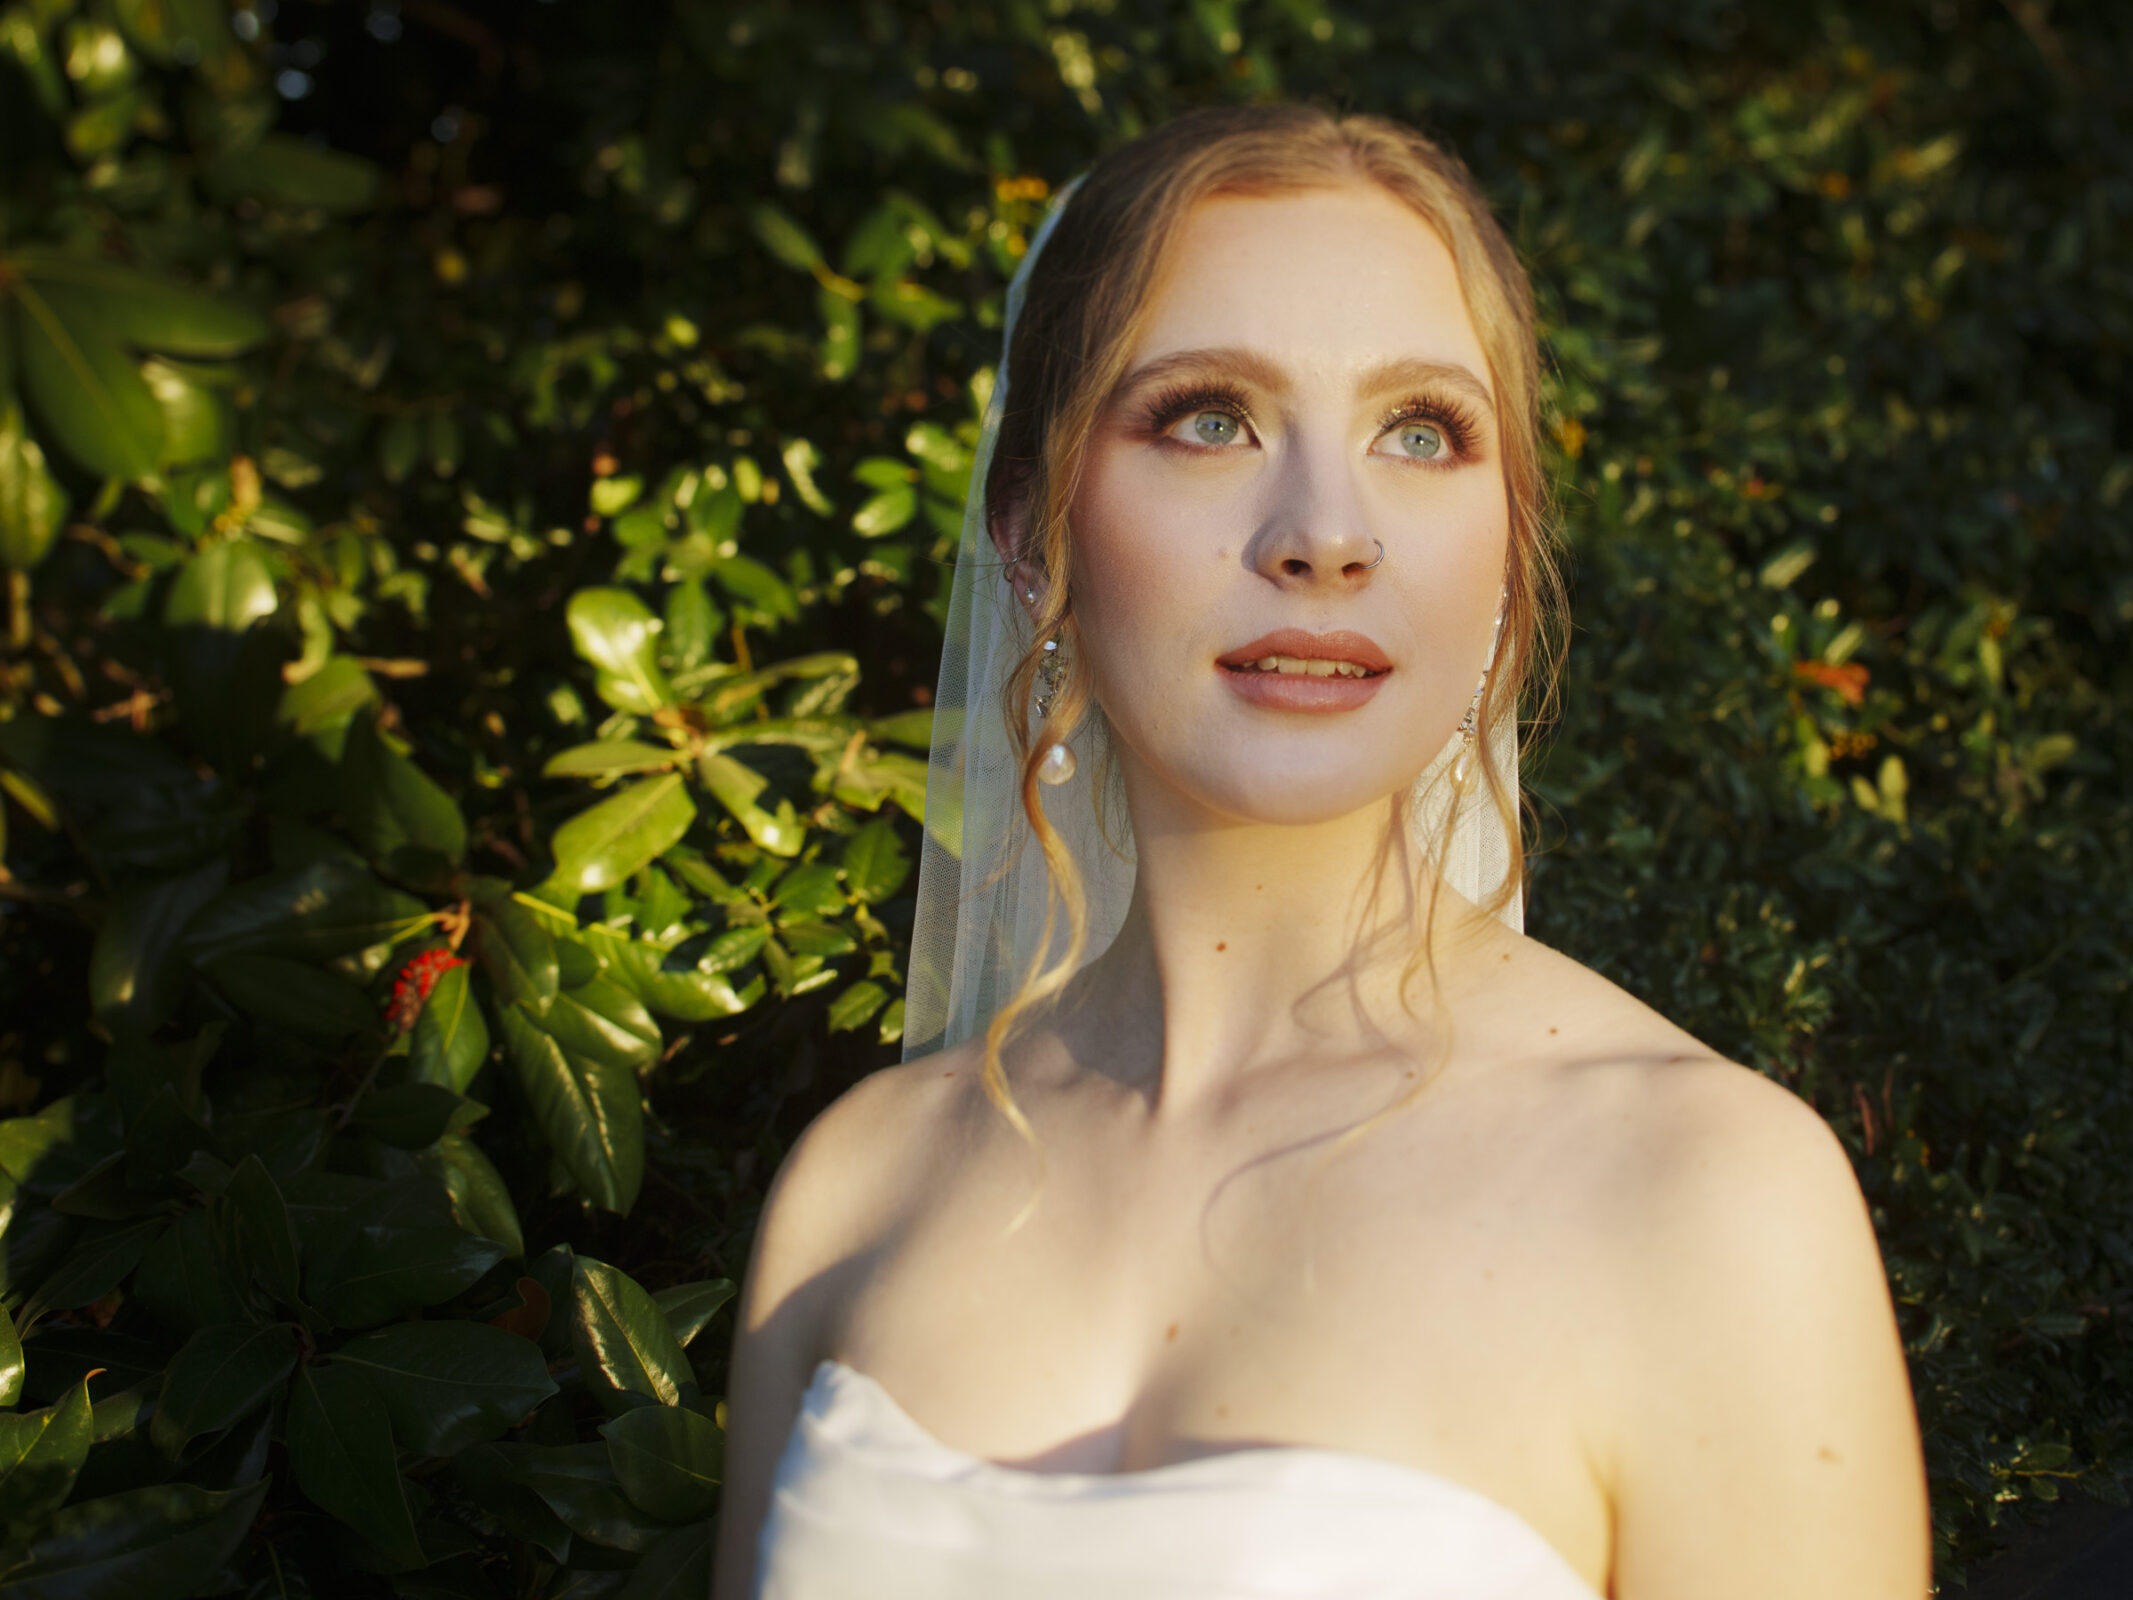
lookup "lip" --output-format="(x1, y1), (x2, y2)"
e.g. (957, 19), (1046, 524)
(1216, 628), (1392, 714)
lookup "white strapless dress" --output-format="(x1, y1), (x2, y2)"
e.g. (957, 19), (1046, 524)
(754, 1360), (1604, 1599)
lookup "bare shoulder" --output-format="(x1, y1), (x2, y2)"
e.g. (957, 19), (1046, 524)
(748, 1038), (989, 1309)
(1503, 953), (1929, 1596)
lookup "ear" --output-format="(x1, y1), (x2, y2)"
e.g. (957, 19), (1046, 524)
(986, 459), (1046, 623)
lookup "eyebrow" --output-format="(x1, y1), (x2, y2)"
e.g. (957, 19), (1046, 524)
(1113, 346), (1497, 417)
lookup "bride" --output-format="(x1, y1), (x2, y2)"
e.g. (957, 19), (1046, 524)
(712, 104), (1930, 1599)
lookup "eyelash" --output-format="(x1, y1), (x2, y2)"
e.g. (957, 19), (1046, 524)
(1137, 382), (1480, 463)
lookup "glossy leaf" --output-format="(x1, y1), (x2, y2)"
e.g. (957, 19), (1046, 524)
(164, 540), (277, 632)
(410, 962), (490, 1092)
(149, 1322), (297, 1460)
(473, 898), (559, 1012)
(340, 711), (468, 868)
(544, 976), (661, 1075)
(499, 1440), (668, 1553)
(548, 774), (695, 896)
(350, 1082), (463, 1149)
(542, 740), (683, 780)
(566, 587), (675, 712)
(651, 1279), (736, 1349)
(13, 280), (162, 480)
(13, 249), (269, 356)
(207, 132), (380, 211)
(202, 952), (378, 1042)
(0, 1477), (268, 1600)
(695, 751), (804, 857)
(287, 1361), (424, 1568)
(225, 1155), (300, 1307)
(422, 1133), (524, 1255)
(0, 399), (69, 572)
(499, 1004), (643, 1215)
(89, 858), (228, 1035)
(332, 1320), (556, 1457)
(600, 1403), (722, 1521)
(23, 1216), (165, 1321)
(570, 1257), (691, 1414)
(186, 858), (427, 965)
(617, 1521), (715, 1600)
(841, 817), (911, 904)
(308, 1220), (503, 1330)
(826, 979), (888, 1034)
(0, 1374), (94, 1525)
(0, 1303), (21, 1406)
(128, 1207), (243, 1336)
(580, 925), (755, 1023)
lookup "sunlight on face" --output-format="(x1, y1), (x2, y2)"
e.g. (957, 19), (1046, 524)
(1067, 184), (1512, 829)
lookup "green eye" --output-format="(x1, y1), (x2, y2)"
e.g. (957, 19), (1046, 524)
(1192, 411), (1240, 445)
(1397, 422), (1444, 460)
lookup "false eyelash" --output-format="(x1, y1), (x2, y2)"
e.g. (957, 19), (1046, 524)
(1138, 380), (1256, 440)
(1378, 394), (1482, 460)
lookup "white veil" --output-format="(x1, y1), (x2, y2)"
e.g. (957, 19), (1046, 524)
(902, 181), (1523, 1063)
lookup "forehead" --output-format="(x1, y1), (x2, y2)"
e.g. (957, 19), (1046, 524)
(1129, 184), (1490, 392)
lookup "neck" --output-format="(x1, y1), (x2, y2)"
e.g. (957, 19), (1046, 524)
(1060, 769), (1495, 1112)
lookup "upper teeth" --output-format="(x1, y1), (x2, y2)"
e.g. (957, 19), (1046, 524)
(1246, 655), (1372, 678)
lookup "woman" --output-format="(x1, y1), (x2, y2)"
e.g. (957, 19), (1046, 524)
(714, 104), (1930, 1599)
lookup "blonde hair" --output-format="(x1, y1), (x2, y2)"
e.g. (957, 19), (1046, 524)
(980, 103), (1565, 1148)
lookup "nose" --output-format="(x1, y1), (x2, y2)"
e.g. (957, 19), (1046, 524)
(1245, 435), (1382, 589)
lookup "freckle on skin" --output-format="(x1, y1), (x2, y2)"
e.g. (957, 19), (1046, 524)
(1548, 1027), (1558, 1035)
(1165, 1322), (1179, 1342)
(1818, 1446), (1842, 1463)
(1216, 942), (1226, 952)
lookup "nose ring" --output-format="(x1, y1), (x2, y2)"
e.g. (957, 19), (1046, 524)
(1361, 539), (1385, 571)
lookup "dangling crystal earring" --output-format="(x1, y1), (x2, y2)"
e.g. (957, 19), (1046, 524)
(1033, 637), (1077, 785)
(1451, 594), (1509, 791)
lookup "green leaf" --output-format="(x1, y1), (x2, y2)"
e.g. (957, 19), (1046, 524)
(89, 858), (228, 1035)
(23, 1216), (165, 1322)
(826, 979), (888, 1034)
(206, 132), (381, 211)
(421, 1133), (523, 1255)
(332, 1321), (557, 1457)
(287, 1361), (424, 1568)
(340, 712), (468, 868)
(277, 655), (379, 748)
(129, 1207), (241, 1335)
(410, 963), (490, 1092)
(878, 996), (905, 1046)
(695, 751), (804, 857)
(499, 1006), (643, 1215)
(225, 1156), (299, 1307)
(749, 204), (826, 273)
(186, 859), (428, 966)
(0, 1303), (21, 1406)
(651, 1280), (736, 1349)
(0, 1375), (94, 1526)
(566, 587), (675, 713)
(771, 860), (845, 915)
(0, 1097), (78, 1186)
(149, 1322), (297, 1461)
(662, 577), (719, 670)
(781, 437), (833, 516)
(12, 250), (269, 356)
(541, 740), (683, 780)
(545, 976), (661, 1075)
(308, 1221), (504, 1330)
(600, 1403), (722, 1521)
(0, 399), (70, 572)
(473, 898), (559, 1012)
(13, 280), (163, 481)
(868, 708), (935, 750)
(0, 1477), (268, 1600)
(569, 1258), (692, 1415)
(851, 480), (917, 538)
(579, 926), (756, 1023)
(497, 1441), (668, 1553)
(548, 774), (696, 897)
(350, 1082), (463, 1150)
(841, 817), (911, 903)
(202, 953), (378, 1042)
(617, 1521), (715, 1600)
(163, 541), (278, 632)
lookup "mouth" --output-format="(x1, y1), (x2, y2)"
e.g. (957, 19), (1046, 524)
(1215, 629), (1392, 713)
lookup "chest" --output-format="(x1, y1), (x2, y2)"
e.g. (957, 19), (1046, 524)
(822, 1099), (1621, 1589)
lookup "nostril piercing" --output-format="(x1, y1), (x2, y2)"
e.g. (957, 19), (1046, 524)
(1361, 540), (1386, 571)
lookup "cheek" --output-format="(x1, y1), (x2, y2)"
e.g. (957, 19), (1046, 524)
(1065, 451), (1225, 694)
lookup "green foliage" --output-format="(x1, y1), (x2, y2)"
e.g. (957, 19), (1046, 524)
(0, 0), (2124, 1593)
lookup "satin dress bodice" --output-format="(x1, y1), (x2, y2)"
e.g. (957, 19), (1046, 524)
(753, 1359), (1604, 1599)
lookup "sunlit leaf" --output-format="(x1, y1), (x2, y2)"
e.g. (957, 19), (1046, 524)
(569, 1257), (690, 1415)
